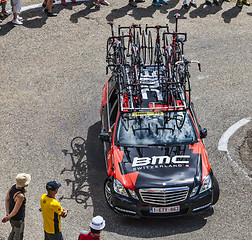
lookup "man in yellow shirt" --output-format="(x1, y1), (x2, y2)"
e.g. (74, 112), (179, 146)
(40, 181), (68, 240)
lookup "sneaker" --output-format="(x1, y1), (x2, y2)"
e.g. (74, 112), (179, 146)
(190, 2), (197, 7)
(159, 0), (167, 4)
(42, 3), (46, 8)
(129, 0), (137, 7)
(47, 12), (57, 16)
(242, 0), (250, 5)
(236, 0), (242, 7)
(61, 0), (67, 5)
(213, 0), (219, 5)
(12, 19), (23, 25)
(44, 8), (49, 13)
(152, 0), (161, 6)
(183, 3), (189, 8)
(205, 0), (211, 5)
(17, 16), (23, 21)
(100, 0), (109, 5)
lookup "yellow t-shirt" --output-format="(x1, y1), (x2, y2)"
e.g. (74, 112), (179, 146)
(40, 194), (63, 234)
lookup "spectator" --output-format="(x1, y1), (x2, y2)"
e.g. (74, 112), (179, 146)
(183, 0), (197, 8)
(61, 0), (76, 6)
(236, 0), (250, 7)
(152, 0), (167, 6)
(205, 0), (219, 5)
(2, 173), (31, 240)
(0, 0), (8, 17)
(78, 216), (105, 240)
(42, 0), (57, 16)
(40, 181), (68, 240)
(10, 0), (23, 25)
(93, 0), (109, 8)
(129, 0), (145, 7)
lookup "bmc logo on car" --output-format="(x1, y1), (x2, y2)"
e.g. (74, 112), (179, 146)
(132, 155), (190, 167)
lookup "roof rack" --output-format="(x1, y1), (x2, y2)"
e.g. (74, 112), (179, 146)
(106, 20), (200, 114)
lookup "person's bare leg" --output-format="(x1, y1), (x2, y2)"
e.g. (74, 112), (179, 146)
(46, 0), (53, 12)
(13, 12), (17, 20)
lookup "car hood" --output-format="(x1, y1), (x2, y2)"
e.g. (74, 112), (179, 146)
(117, 144), (202, 189)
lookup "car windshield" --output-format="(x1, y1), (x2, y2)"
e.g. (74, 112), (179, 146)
(115, 111), (197, 146)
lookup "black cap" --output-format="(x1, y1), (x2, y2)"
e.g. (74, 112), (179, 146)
(46, 181), (61, 191)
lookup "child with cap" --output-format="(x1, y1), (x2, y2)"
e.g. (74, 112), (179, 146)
(78, 215), (105, 240)
(40, 181), (68, 240)
(2, 173), (31, 240)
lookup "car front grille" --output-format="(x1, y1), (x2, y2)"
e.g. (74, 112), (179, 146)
(139, 187), (189, 206)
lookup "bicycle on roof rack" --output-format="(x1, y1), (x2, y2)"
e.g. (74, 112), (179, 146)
(105, 14), (201, 129)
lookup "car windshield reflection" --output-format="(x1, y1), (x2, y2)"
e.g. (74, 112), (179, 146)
(116, 111), (197, 146)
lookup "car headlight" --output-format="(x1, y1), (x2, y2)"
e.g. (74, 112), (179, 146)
(113, 179), (128, 197)
(113, 179), (139, 200)
(199, 175), (212, 194)
(190, 186), (199, 198)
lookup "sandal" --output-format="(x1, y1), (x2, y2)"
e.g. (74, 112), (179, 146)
(93, 1), (102, 7)
(2, 10), (9, 16)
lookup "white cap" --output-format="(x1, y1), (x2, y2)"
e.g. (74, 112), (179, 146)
(90, 216), (105, 230)
(16, 173), (31, 188)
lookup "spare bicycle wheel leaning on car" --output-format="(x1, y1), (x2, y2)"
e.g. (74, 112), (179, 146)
(99, 17), (219, 218)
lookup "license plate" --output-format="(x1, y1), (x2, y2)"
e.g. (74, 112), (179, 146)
(150, 206), (180, 213)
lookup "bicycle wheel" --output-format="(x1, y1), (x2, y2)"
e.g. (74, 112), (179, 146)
(121, 32), (129, 64)
(163, 33), (169, 50)
(175, 42), (182, 61)
(170, 44), (177, 79)
(141, 30), (147, 64)
(154, 44), (163, 65)
(106, 38), (115, 65)
(136, 31), (141, 64)
(71, 137), (86, 155)
(147, 31), (153, 65)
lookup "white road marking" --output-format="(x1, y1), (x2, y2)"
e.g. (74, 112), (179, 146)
(218, 117), (251, 180)
(218, 118), (251, 152)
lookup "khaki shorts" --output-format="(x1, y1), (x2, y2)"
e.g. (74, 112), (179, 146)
(10, 0), (22, 13)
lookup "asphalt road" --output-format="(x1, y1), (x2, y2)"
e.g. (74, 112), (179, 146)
(0, 1), (251, 239)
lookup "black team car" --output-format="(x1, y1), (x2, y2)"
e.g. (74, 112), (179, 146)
(99, 21), (219, 217)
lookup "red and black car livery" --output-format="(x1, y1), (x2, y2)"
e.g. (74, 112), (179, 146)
(99, 24), (219, 217)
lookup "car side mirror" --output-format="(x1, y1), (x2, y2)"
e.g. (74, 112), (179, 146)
(200, 128), (207, 139)
(99, 133), (111, 142)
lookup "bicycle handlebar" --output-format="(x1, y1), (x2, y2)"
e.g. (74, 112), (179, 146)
(175, 60), (201, 71)
(145, 24), (169, 34)
(118, 24), (141, 32)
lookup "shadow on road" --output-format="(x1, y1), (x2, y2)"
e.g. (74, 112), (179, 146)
(59, 121), (213, 238)
(221, 6), (242, 23)
(106, 1), (179, 21)
(70, 1), (100, 23)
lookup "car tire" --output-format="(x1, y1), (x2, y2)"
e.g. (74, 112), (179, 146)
(211, 175), (220, 205)
(104, 178), (114, 209)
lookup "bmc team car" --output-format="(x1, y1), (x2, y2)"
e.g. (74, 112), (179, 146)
(99, 19), (219, 217)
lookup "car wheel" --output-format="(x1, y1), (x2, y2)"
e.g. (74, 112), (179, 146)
(211, 175), (220, 205)
(104, 178), (114, 209)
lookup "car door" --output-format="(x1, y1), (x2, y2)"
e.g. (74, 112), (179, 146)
(101, 76), (118, 166)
